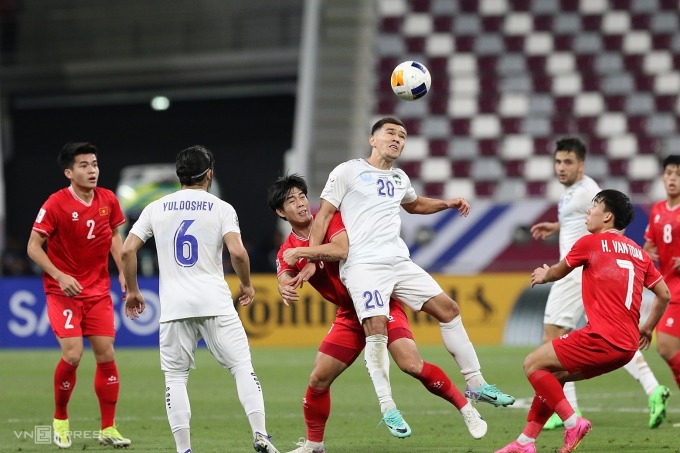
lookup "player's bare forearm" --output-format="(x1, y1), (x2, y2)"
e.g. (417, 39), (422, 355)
(531, 260), (571, 287)
(640, 282), (671, 346)
(310, 200), (336, 247)
(121, 233), (144, 293)
(403, 196), (470, 216)
(284, 243), (346, 265)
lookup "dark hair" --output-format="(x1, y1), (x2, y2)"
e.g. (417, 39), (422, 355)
(662, 155), (680, 169)
(58, 142), (98, 170)
(371, 117), (406, 135)
(555, 137), (587, 161)
(176, 145), (215, 186)
(267, 174), (308, 219)
(593, 189), (634, 230)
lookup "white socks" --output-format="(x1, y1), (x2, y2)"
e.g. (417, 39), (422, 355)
(164, 370), (191, 452)
(439, 315), (483, 386)
(623, 350), (660, 395)
(365, 334), (395, 413)
(231, 362), (267, 435)
(564, 381), (578, 408)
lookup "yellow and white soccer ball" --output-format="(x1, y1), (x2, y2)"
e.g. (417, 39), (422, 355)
(390, 60), (432, 101)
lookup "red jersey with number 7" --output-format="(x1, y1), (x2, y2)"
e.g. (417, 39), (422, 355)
(564, 230), (663, 351)
(32, 186), (125, 299)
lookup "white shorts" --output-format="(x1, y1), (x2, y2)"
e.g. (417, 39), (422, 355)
(340, 259), (442, 323)
(159, 314), (252, 372)
(543, 275), (584, 330)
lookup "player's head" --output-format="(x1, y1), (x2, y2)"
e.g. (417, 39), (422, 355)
(369, 117), (407, 160)
(554, 137), (587, 187)
(591, 189), (634, 231)
(176, 145), (215, 188)
(58, 142), (98, 170)
(267, 174), (310, 222)
(371, 117), (406, 135)
(661, 155), (680, 199)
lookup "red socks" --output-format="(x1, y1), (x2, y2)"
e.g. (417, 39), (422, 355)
(416, 362), (469, 410)
(304, 386), (330, 442)
(54, 359), (78, 420)
(527, 370), (574, 423)
(95, 360), (120, 429)
(665, 352), (680, 389)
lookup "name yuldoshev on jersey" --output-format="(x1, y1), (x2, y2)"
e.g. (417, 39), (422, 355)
(162, 200), (214, 211)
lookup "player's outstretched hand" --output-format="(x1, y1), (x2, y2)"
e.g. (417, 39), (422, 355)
(124, 291), (146, 320)
(529, 222), (558, 240)
(448, 197), (470, 217)
(531, 264), (550, 287)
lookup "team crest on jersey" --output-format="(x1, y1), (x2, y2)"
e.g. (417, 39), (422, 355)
(35, 208), (46, 223)
(99, 207), (109, 216)
(360, 172), (372, 182)
(393, 174), (402, 187)
(71, 212), (79, 221)
(654, 214), (660, 223)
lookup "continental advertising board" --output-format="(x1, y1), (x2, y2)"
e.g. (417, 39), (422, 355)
(0, 274), (532, 348)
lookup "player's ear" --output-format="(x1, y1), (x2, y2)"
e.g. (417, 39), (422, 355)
(275, 208), (287, 220)
(63, 168), (72, 180)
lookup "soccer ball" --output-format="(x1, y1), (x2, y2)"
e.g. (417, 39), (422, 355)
(390, 60), (431, 101)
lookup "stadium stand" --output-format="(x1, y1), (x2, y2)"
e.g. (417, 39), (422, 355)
(375, 0), (680, 202)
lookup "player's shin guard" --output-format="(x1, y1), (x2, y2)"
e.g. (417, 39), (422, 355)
(439, 315), (483, 385)
(54, 358), (78, 420)
(95, 360), (119, 428)
(665, 352), (680, 389)
(416, 362), (468, 410)
(232, 363), (267, 435)
(304, 386), (330, 442)
(365, 334), (394, 413)
(164, 370), (192, 452)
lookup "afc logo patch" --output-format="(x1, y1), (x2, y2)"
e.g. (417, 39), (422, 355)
(99, 207), (109, 216)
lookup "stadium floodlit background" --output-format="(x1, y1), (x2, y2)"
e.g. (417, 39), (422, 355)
(2, 0), (680, 348)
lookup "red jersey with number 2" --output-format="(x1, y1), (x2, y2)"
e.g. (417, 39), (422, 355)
(565, 231), (663, 351)
(32, 186), (125, 298)
(277, 212), (358, 320)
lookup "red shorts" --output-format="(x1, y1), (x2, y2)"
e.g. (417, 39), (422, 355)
(318, 302), (413, 366)
(657, 300), (680, 338)
(552, 326), (635, 379)
(46, 293), (116, 338)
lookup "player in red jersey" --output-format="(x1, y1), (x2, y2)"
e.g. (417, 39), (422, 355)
(644, 155), (680, 393)
(496, 189), (670, 453)
(268, 175), (487, 453)
(27, 142), (131, 449)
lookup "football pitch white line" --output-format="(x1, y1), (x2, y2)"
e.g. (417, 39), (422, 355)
(510, 397), (680, 414)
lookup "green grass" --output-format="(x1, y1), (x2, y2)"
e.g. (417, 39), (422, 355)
(1, 346), (678, 452)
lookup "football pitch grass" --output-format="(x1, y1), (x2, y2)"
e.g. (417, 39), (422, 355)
(2, 346), (678, 452)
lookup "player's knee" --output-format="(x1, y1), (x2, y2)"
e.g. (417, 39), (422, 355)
(655, 342), (674, 361)
(422, 296), (459, 323)
(395, 357), (424, 376)
(62, 351), (83, 366)
(308, 370), (334, 389)
(363, 316), (388, 336)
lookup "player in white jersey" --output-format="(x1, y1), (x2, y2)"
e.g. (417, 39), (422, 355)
(121, 146), (279, 453)
(290, 117), (515, 437)
(530, 137), (669, 430)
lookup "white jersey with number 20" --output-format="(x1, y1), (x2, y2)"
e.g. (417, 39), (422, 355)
(320, 158), (417, 268)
